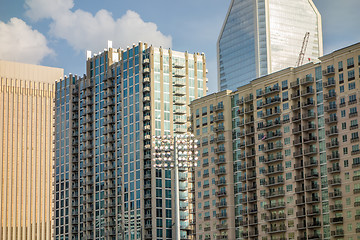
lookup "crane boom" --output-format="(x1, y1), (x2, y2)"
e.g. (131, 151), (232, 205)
(296, 32), (310, 67)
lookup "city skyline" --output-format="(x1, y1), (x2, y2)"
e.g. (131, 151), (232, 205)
(0, 0), (359, 93)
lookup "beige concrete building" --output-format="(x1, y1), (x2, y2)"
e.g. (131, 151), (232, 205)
(0, 60), (63, 240)
(190, 42), (360, 240)
(189, 91), (236, 240)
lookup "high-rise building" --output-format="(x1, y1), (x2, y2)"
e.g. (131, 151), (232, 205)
(54, 42), (207, 240)
(217, 0), (323, 91)
(191, 42), (360, 240)
(0, 60), (63, 240)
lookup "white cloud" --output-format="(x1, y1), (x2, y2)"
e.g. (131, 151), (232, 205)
(0, 18), (53, 64)
(25, 0), (172, 53)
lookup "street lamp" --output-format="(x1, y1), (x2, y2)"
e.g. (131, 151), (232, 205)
(152, 134), (199, 240)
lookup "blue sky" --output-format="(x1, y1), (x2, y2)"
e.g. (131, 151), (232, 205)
(0, 0), (359, 93)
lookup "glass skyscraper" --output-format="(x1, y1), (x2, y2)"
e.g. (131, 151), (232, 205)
(218, 0), (323, 91)
(54, 42), (207, 240)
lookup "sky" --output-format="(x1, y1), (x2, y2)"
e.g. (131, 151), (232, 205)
(0, 0), (359, 93)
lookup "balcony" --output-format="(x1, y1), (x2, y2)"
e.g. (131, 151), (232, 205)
(331, 230), (344, 237)
(307, 209), (321, 216)
(302, 101), (315, 108)
(324, 93), (336, 100)
(325, 116), (337, 124)
(330, 217), (343, 224)
(328, 166), (340, 173)
(263, 86), (280, 96)
(264, 166), (284, 176)
(261, 110), (282, 119)
(330, 204), (342, 211)
(265, 225), (287, 234)
(214, 105), (224, 112)
(214, 147), (226, 154)
(263, 144), (283, 153)
(259, 121), (282, 131)
(323, 67), (335, 76)
(301, 89), (314, 97)
(305, 184), (319, 192)
(326, 129), (338, 136)
(263, 132), (282, 141)
(216, 224), (228, 230)
(306, 196), (320, 203)
(214, 157), (226, 165)
(264, 190), (285, 199)
(216, 213), (227, 219)
(303, 124), (316, 132)
(264, 155), (283, 164)
(215, 190), (227, 197)
(264, 179), (284, 187)
(262, 98), (281, 108)
(215, 169), (226, 176)
(324, 104), (337, 112)
(300, 76), (314, 85)
(329, 191), (342, 198)
(265, 213), (286, 222)
(307, 221), (321, 228)
(214, 115), (224, 122)
(304, 148), (317, 156)
(323, 80), (336, 88)
(328, 178), (341, 186)
(264, 202), (286, 210)
(305, 172), (319, 180)
(214, 126), (225, 133)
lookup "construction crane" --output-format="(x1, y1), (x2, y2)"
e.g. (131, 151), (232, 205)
(296, 32), (310, 67)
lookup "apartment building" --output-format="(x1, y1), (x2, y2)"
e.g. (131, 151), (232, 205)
(53, 42), (207, 240)
(189, 91), (236, 240)
(0, 60), (63, 240)
(190, 42), (360, 240)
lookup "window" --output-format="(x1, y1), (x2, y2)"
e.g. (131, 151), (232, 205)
(347, 57), (354, 68)
(283, 114), (290, 122)
(284, 126), (290, 133)
(343, 135), (347, 142)
(340, 85), (344, 93)
(285, 161), (291, 168)
(337, 112), (344, 120)
(344, 147), (348, 155)
(338, 61), (343, 71)
(344, 160), (349, 167)
(342, 122), (347, 130)
(282, 80), (288, 90)
(285, 149), (291, 156)
(349, 81), (356, 90)
(350, 107), (358, 115)
(286, 185), (293, 192)
(202, 106), (207, 115)
(284, 137), (290, 145)
(282, 91), (288, 101)
(286, 172), (292, 180)
(283, 103), (289, 110)
(339, 73), (344, 83)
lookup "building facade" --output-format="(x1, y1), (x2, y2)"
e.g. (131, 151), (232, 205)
(54, 42), (207, 240)
(217, 0), (323, 91)
(189, 91), (236, 240)
(0, 60), (63, 240)
(191, 43), (360, 240)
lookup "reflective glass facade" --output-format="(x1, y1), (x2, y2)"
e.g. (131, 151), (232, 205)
(218, 0), (323, 91)
(54, 43), (206, 240)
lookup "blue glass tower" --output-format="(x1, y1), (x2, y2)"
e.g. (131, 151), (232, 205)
(54, 42), (207, 240)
